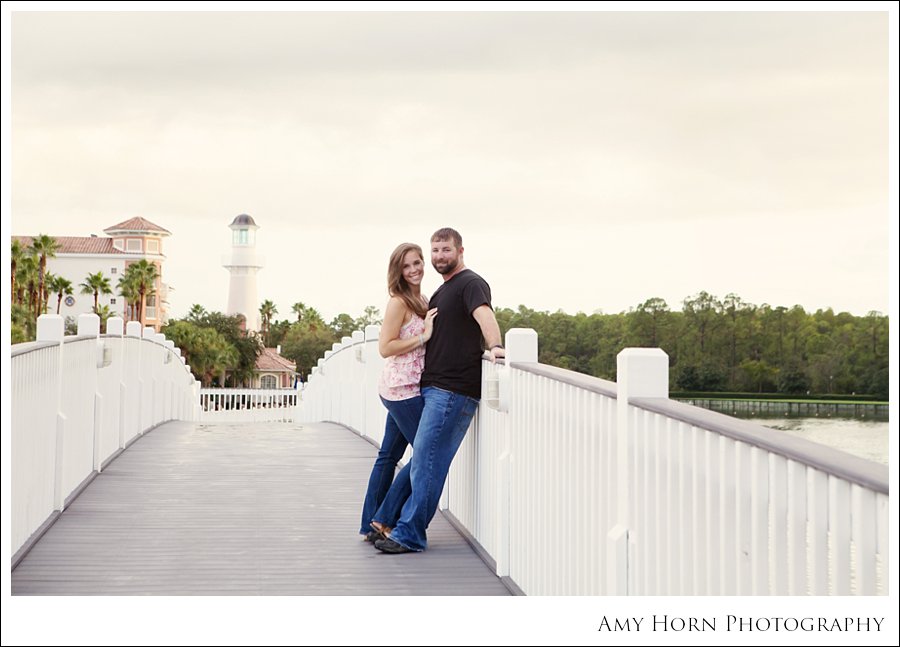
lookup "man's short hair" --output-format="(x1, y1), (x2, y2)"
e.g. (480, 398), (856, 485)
(431, 227), (462, 248)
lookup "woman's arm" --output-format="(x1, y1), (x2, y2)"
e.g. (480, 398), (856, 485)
(378, 298), (437, 358)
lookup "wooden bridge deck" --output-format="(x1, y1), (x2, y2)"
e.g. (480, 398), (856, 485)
(11, 420), (510, 595)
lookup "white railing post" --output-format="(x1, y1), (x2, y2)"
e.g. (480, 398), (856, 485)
(497, 328), (538, 578)
(364, 325), (382, 440)
(164, 340), (176, 421)
(352, 330), (366, 431)
(152, 333), (166, 425)
(78, 314), (104, 473)
(37, 315), (66, 511)
(192, 378), (201, 421)
(37, 314), (66, 344)
(77, 313), (101, 337)
(106, 317), (124, 336)
(126, 321), (142, 439)
(107, 318), (128, 451)
(611, 347), (669, 595)
(502, 328), (537, 412)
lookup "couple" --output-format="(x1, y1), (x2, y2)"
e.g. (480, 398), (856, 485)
(359, 227), (505, 554)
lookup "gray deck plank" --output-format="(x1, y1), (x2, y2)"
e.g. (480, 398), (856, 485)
(11, 421), (510, 596)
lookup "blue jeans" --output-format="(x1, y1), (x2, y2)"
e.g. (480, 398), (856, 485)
(387, 387), (479, 551)
(359, 395), (423, 535)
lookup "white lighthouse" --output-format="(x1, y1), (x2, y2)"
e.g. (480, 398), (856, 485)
(223, 214), (264, 332)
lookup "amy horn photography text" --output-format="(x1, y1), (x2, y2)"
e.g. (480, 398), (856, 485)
(598, 616), (885, 633)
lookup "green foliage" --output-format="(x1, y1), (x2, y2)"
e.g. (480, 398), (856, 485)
(355, 305), (382, 329)
(675, 363), (727, 391)
(10, 303), (32, 343)
(267, 319), (291, 348)
(163, 311), (262, 387)
(777, 364), (810, 394)
(120, 260), (158, 323)
(167, 293), (886, 398)
(10, 323), (29, 344)
(495, 294), (888, 398)
(280, 323), (338, 380)
(80, 271), (113, 313)
(330, 313), (357, 339)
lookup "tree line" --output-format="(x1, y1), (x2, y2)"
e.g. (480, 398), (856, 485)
(166, 291), (886, 399)
(494, 292), (888, 399)
(11, 238), (886, 398)
(161, 302), (383, 387)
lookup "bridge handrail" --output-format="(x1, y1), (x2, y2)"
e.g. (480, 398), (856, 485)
(630, 396), (888, 494)
(509, 360), (617, 398)
(508, 359), (887, 494)
(10, 314), (200, 565)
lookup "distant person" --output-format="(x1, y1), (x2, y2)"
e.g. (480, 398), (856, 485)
(359, 243), (437, 541)
(375, 227), (504, 554)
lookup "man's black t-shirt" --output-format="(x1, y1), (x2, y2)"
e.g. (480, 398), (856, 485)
(421, 269), (492, 400)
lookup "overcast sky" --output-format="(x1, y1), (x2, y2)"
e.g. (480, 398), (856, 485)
(8, 9), (893, 321)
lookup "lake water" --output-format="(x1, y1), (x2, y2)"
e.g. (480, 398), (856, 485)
(750, 417), (889, 465)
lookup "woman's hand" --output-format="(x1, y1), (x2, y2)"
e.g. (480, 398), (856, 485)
(423, 308), (438, 341)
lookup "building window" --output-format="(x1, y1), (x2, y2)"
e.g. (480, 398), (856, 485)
(145, 295), (156, 320)
(147, 239), (160, 253)
(110, 298), (117, 305)
(111, 267), (117, 274)
(64, 296), (75, 307)
(261, 375), (277, 389)
(126, 239), (142, 252)
(113, 239), (124, 251)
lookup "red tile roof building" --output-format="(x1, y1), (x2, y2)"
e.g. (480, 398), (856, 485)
(13, 217), (172, 330)
(255, 347), (298, 389)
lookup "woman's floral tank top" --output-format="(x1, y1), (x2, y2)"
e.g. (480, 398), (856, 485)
(378, 313), (426, 401)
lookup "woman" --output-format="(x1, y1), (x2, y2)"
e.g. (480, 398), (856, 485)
(359, 242), (437, 541)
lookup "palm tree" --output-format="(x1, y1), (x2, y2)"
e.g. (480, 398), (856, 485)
(187, 304), (207, 323)
(29, 234), (59, 318)
(290, 301), (325, 331)
(80, 271), (113, 313)
(17, 255), (39, 314)
(94, 304), (113, 333)
(117, 273), (139, 322)
(11, 239), (26, 304)
(259, 299), (278, 345)
(47, 275), (74, 314)
(122, 260), (159, 325)
(303, 306), (326, 332)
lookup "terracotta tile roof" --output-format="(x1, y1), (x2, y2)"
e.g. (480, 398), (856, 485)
(104, 217), (171, 235)
(13, 235), (123, 255)
(256, 348), (297, 373)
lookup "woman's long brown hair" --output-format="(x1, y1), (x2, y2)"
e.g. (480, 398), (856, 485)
(387, 243), (428, 319)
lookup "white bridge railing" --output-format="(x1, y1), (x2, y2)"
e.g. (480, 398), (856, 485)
(199, 387), (299, 422)
(10, 314), (200, 564)
(295, 326), (889, 596)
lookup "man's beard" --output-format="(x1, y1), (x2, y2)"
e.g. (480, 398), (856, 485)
(433, 258), (458, 275)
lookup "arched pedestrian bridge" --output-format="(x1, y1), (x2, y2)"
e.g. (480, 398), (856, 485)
(10, 314), (889, 596)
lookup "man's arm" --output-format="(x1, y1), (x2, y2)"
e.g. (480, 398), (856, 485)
(472, 304), (505, 362)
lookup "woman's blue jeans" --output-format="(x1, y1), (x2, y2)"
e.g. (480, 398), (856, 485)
(359, 395), (424, 535)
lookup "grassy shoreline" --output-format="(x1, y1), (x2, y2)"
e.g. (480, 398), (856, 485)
(674, 397), (887, 406)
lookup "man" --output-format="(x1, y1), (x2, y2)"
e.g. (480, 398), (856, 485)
(375, 227), (505, 554)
